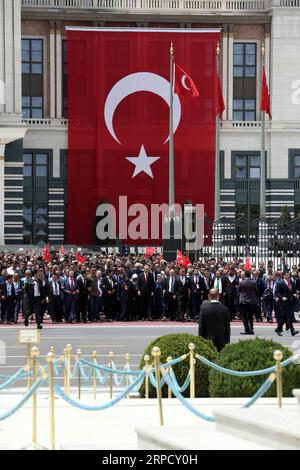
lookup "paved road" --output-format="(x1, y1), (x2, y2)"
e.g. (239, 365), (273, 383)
(1, 323), (299, 381)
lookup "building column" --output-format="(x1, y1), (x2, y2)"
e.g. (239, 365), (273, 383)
(222, 25), (228, 121)
(50, 21), (56, 119)
(0, 0), (22, 120)
(227, 25), (234, 121)
(56, 22), (62, 119)
(0, 144), (5, 245)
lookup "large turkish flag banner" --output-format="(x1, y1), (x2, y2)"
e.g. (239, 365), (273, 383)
(66, 28), (220, 245)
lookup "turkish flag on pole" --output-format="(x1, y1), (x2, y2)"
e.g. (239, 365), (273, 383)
(176, 250), (191, 269)
(76, 252), (87, 264)
(174, 64), (199, 98)
(260, 66), (272, 119)
(43, 243), (51, 262)
(216, 72), (225, 119)
(66, 29), (220, 245)
(245, 257), (251, 271)
(145, 247), (156, 258)
(60, 245), (65, 255)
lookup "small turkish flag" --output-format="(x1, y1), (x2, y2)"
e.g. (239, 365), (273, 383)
(174, 64), (199, 98)
(261, 66), (272, 119)
(76, 252), (87, 263)
(145, 247), (156, 258)
(60, 245), (65, 255)
(176, 250), (191, 269)
(245, 257), (251, 271)
(43, 243), (51, 263)
(216, 72), (225, 120)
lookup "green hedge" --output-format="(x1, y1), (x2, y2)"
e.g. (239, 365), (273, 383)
(139, 333), (218, 398)
(209, 338), (300, 397)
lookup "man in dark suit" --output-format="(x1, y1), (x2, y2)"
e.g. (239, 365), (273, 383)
(198, 288), (230, 352)
(27, 270), (48, 329)
(236, 271), (258, 335)
(189, 269), (203, 321)
(165, 269), (178, 321)
(101, 269), (118, 321)
(224, 268), (239, 320)
(275, 272), (299, 337)
(76, 269), (91, 323)
(48, 272), (63, 323)
(175, 268), (189, 321)
(137, 265), (155, 321)
(62, 270), (79, 323)
(1, 275), (16, 324)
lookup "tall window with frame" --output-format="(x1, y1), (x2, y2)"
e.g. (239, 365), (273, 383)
(21, 38), (44, 119)
(233, 43), (257, 121)
(23, 151), (49, 245)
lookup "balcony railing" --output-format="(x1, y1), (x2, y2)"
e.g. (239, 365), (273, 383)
(23, 117), (263, 128)
(21, 0), (273, 13)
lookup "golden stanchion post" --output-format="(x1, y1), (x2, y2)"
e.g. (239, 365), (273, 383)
(92, 351), (97, 400)
(125, 353), (131, 399)
(26, 343), (31, 390)
(50, 346), (55, 355)
(167, 356), (173, 399)
(274, 350), (283, 408)
(144, 354), (150, 399)
(46, 351), (55, 450)
(77, 349), (82, 400)
(151, 346), (164, 426)
(189, 343), (195, 399)
(22, 346), (47, 450)
(63, 347), (68, 393)
(66, 344), (72, 395)
(109, 351), (114, 400)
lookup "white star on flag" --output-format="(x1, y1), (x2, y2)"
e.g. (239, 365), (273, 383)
(126, 145), (160, 178)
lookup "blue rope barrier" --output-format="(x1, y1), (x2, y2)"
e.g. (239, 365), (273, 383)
(80, 357), (141, 376)
(0, 367), (28, 391)
(0, 376), (45, 421)
(243, 373), (276, 408)
(169, 369), (191, 393)
(148, 371), (166, 389)
(161, 369), (216, 422)
(196, 354), (296, 377)
(111, 362), (126, 387)
(53, 371), (146, 411)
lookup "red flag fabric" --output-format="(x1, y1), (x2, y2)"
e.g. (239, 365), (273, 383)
(145, 247), (156, 258)
(260, 66), (272, 119)
(76, 252), (87, 264)
(60, 245), (65, 255)
(245, 257), (251, 271)
(216, 72), (225, 119)
(43, 243), (51, 263)
(66, 28), (220, 245)
(174, 64), (199, 98)
(176, 250), (191, 269)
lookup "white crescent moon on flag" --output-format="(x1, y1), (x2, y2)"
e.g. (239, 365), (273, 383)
(181, 74), (192, 91)
(104, 72), (181, 145)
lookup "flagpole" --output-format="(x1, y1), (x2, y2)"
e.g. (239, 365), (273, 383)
(169, 42), (174, 219)
(260, 42), (266, 219)
(214, 42), (221, 222)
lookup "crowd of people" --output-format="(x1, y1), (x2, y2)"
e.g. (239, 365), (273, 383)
(0, 250), (299, 336)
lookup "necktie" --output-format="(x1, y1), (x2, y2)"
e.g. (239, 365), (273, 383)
(288, 280), (291, 290)
(71, 278), (74, 290)
(145, 273), (147, 282)
(56, 282), (59, 296)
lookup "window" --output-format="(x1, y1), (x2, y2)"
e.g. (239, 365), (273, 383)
(22, 39), (44, 118)
(295, 155), (300, 178)
(233, 43), (257, 121)
(234, 153), (261, 180)
(62, 40), (68, 118)
(23, 151), (48, 244)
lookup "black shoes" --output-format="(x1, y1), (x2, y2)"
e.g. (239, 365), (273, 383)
(37, 324), (43, 329)
(275, 328), (283, 336)
(291, 330), (299, 337)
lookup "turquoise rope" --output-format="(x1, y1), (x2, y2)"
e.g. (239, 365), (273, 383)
(196, 354), (296, 377)
(243, 374), (276, 408)
(169, 369), (191, 393)
(53, 371), (145, 411)
(0, 368), (27, 391)
(148, 371), (166, 388)
(0, 376), (45, 421)
(161, 369), (215, 422)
